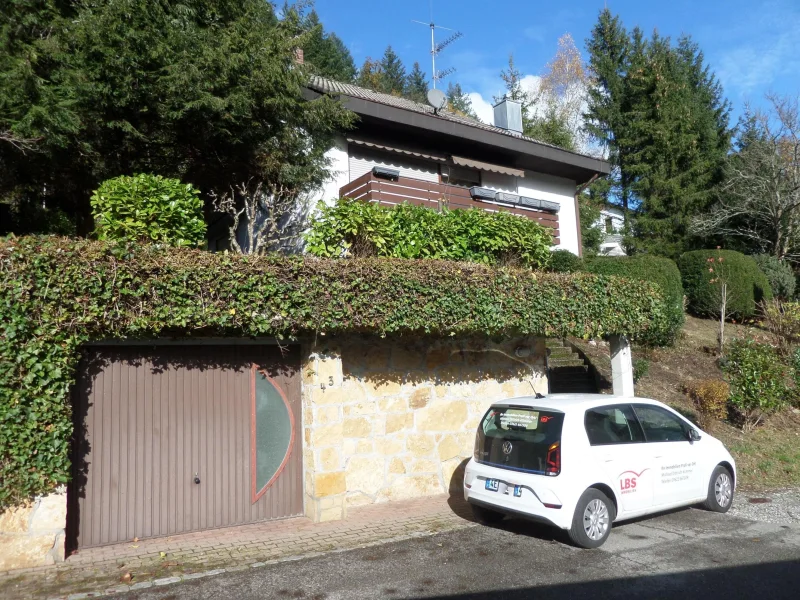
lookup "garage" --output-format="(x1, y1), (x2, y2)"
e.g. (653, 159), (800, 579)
(69, 344), (303, 548)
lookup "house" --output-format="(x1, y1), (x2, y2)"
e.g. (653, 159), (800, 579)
(597, 204), (626, 256)
(305, 76), (611, 256)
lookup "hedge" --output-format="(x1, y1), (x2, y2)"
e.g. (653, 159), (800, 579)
(585, 255), (685, 345)
(546, 249), (585, 273)
(0, 236), (670, 508)
(679, 250), (773, 319)
(752, 254), (795, 301)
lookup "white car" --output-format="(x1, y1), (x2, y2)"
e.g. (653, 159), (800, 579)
(464, 394), (736, 548)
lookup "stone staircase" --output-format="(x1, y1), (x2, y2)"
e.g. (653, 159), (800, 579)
(546, 339), (598, 394)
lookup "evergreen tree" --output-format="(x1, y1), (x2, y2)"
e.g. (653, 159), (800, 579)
(0, 1), (354, 234)
(446, 82), (478, 120)
(584, 8), (630, 213)
(494, 55), (533, 115)
(300, 10), (356, 82)
(378, 45), (406, 95)
(405, 62), (429, 103)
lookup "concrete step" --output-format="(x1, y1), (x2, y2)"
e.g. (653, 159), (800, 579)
(547, 347), (574, 358)
(546, 358), (587, 368)
(545, 338), (566, 348)
(548, 365), (589, 376)
(550, 385), (597, 393)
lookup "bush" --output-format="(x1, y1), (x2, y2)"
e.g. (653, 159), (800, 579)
(723, 339), (790, 429)
(686, 379), (730, 427)
(0, 236), (673, 508)
(679, 250), (772, 319)
(585, 255), (684, 346)
(305, 198), (553, 269)
(91, 174), (206, 247)
(752, 254), (795, 300)
(546, 249), (585, 273)
(761, 300), (800, 350)
(633, 358), (650, 383)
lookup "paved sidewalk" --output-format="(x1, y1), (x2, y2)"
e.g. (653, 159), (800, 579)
(0, 495), (475, 600)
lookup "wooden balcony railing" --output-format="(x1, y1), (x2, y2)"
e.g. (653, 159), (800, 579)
(339, 171), (560, 243)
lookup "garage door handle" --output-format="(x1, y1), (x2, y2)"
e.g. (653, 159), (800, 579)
(194, 472), (201, 485)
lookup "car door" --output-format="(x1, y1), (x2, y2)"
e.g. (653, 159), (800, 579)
(632, 404), (704, 508)
(584, 404), (652, 516)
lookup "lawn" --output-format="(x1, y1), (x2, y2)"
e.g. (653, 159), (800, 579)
(572, 316), (800, 491)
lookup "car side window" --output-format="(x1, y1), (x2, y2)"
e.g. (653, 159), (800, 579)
(633, 405), (689, 443)
(584, 405), (645, 446)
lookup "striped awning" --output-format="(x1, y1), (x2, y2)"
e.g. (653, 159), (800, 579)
(347, 138), (448, 162)
(451, 156), (525, 178)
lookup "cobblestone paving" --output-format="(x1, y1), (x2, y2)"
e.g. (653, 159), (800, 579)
(0, 495), (475, 600)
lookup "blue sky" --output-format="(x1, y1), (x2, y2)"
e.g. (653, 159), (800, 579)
(313, 0), (800, 125)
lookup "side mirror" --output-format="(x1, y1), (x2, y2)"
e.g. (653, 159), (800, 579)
(688, 429), (701, 442)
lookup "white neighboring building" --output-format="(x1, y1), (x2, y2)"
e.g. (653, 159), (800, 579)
(596, 205), (626, 256)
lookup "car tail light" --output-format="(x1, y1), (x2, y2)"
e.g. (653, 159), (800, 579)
(473, 430), (481, 461)
(546, 441), (561, 476)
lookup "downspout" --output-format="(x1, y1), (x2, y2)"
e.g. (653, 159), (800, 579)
(574, 174), (599, 258)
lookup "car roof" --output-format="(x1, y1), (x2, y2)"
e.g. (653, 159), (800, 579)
(491, 394), (664, 412)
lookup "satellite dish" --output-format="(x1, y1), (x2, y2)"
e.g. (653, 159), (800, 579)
(427, 88), (447, 111)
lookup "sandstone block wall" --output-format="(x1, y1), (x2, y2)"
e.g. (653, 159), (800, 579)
(302, 336), (547, 521)
(0, 490), (66, 571)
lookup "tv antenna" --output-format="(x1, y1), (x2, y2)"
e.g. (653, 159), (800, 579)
(412, 19), (463, 89)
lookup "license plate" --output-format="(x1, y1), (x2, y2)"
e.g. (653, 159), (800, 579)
(513, 485), (523, 498)
(485, 479), (500, 492)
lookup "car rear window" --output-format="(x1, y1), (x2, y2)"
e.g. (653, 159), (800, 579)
(584, 405), (645, 445)
(475, 406), (564, 474)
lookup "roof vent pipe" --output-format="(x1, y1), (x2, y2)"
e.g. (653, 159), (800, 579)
(493, 97), (523, 135)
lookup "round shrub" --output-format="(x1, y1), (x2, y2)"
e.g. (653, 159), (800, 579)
(679, 250), (773, 319)
(586, 255), (684, 346)
(686, 379), (730, 427)
(546, 249), (585, 273)
(91, 173), (206, 247)
(752, 254), (795, 300)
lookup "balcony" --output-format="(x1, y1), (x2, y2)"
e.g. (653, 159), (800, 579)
(339, 171), (560, 243)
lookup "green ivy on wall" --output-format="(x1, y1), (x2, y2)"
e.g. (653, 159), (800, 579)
(0, 236), (670, 508)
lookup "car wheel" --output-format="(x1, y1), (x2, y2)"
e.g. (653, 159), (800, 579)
(568, 488), (615, 549)
(471, 504), (505, 524)
(703, 465), (734, 513)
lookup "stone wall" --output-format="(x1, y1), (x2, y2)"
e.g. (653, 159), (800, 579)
(0, 490), (66, 570)
(302, 336), (547, 522)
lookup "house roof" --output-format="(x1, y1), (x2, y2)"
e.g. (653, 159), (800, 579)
(306, 76), (611, 182)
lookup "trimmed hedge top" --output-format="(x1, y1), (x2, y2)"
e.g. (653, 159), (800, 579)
(586, 255), (685, 346)
(0, 236), (670, 508)
(679, 250), (773, 319)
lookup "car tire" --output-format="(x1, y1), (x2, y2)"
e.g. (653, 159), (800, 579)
(703, 465), (734, 513)
(471, 504), (505, 524)
(568, 488), (615, 549)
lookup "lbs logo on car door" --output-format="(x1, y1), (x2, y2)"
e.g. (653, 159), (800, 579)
(618, 469), (649, 494)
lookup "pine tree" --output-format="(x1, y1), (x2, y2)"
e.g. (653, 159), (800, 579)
(494, 55), (533, 115)
(300, 10), (356, 82)
(585, 8), (630, 213)
(378, 45), (406, 95)
(405, 62), (429, 103)
(446, 82), (478, 119)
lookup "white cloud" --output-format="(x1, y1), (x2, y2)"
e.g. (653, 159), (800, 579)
(468, 92), (494, 124)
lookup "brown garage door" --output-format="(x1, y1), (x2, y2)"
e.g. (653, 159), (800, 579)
(70, 344), (303, 548)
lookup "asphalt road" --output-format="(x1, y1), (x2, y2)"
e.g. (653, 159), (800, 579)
(119, 507), (800, 600)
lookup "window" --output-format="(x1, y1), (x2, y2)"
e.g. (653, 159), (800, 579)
(251, 366), (295, 502)
(442, 165), (481, 188)
(633, 405), (689, 443)
(605, 217), (614, 234)
(475, 406), (564, 474)
(584, 405), (645, 445)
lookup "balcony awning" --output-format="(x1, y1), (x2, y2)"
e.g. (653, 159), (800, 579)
(451, 156), (525, 178)
(347, 137), (448, 162)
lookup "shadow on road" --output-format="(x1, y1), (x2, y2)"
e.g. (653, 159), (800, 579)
(420, 559), (800, 600)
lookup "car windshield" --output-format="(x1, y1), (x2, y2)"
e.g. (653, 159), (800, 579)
(475, 406), (564, 474)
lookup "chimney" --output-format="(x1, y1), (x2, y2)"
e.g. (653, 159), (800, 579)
(294, 47), (304, 65)
(493, 97), (523, 135)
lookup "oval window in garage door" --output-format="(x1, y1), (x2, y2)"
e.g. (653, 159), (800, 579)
(251, 365), (295, 503)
